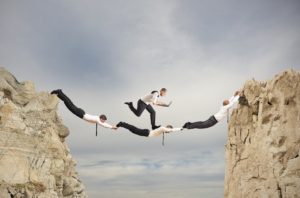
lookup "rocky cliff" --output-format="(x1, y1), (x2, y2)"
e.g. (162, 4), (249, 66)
(0, 68), (87, 198)
(224, 69), (300, 198)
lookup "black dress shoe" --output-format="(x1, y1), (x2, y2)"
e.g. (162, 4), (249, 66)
(116, 122), (124, 128)
(124, 102), (133, 106)
(152, 125), (161, 130)
(50, 89), (62, 95)
(182, 122), (190, 129)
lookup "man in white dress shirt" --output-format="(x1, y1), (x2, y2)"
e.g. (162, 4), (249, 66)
(51, 89), (117, 129)
(125, 88), (172, 130)
(183, 91), (241, 129)
(116, 121), (182, 137)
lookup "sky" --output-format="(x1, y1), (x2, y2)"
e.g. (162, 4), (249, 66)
(0, 0), (299, 197)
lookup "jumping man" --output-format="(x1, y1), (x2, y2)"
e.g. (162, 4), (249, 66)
(125, 88), (172, 130)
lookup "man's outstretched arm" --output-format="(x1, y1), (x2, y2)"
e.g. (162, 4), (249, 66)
(226, 91), (241, 109)
(99, 121), (118, 129)
(170, 127), (183, 132)
(154, 100), (172, 107)
(84, 114), (117, 129)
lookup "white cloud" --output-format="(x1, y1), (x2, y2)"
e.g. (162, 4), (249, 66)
(77, 151), (225, 197)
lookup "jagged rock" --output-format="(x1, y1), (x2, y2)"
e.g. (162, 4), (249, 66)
(224, 69), (300, 198)
(0, 184), (10, 198)
(0, 67), (87, 198)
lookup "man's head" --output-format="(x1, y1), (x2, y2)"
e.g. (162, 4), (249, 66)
(99, 114), (107, 122)
(166, 125), (173, 129)
(160, 88), (167, 97)
(223, 100), (229, 106)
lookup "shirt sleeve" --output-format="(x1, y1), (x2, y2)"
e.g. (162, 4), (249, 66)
(84, 114), (113, 129)
(83, 114), (98, 123)
(152, 92), (159, 104)
(164, 127), (183, 133)
(228, 96), (235, 103)
(155, 100), (166, 105)
(224, 95), (240, 110)
(170, 127), (183, 132)
(98, 121), (113, 129)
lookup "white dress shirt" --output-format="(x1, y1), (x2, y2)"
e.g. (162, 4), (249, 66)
(83, 114), (113, 129)
(214, 95), (240, 122)
(148, 126), (183, 137)
(141, 92), (159, 105)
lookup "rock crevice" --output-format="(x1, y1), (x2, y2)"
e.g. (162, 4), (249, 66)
(224, 69), (300, 198)
(0, 68), (87, 198)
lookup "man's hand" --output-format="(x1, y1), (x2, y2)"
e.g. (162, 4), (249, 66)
(166, 101), (172, 107)
(112, 126), (118, 130)
(241, 90), (245, 96)
(234, 90), (240, 96)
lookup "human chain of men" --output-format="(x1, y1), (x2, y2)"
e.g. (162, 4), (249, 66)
(51, 88), (241, 145)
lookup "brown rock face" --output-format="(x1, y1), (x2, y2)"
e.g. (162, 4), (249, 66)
(0, 67), (87, 198)
(224, 69), (300, 198)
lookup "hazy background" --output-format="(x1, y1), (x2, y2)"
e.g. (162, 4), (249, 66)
(1, 0), (299, 197)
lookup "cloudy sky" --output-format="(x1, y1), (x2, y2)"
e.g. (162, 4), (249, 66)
(1, 0), (299, 197)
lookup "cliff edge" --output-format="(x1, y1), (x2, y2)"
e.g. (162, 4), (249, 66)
(0, 67), (87, 198)
(225, 69), (300, 198)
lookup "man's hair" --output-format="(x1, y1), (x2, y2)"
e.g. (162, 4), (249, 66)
(99, 114), (107, 120)
(160, 88), (167, 92)
(166, 125), (173, 129)
(223, 100), (229, 106)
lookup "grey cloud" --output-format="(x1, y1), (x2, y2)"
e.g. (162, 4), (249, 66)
(0, 0), (299, 197)
(0, 0), (123, 89)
